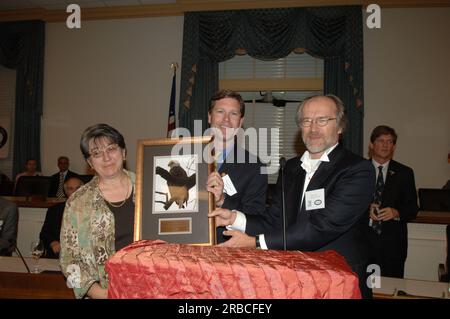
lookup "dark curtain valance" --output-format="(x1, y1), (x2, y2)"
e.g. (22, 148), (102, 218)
(179, 6), (363, 155)
(0, 20), (45, 177)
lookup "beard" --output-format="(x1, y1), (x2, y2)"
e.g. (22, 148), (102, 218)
(303, 132), (336, 155)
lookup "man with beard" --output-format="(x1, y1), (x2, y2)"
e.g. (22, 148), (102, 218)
(209, 94), (375, 298)
(206, 89), (267, 243)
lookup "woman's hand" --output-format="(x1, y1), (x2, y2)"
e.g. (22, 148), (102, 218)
(87, 283), (108, 299)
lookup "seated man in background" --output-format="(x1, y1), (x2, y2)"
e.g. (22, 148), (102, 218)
(48, 156), (79, 198)
(0, 198), (18, 256)
(40, 176), (84, 258)
(14, 158), (42, 192)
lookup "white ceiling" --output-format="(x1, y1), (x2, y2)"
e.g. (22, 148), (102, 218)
(0, 0), (177, 11)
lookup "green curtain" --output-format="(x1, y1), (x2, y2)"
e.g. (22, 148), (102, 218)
(179, 6), (364, 155)
(0, 20), (45, 177)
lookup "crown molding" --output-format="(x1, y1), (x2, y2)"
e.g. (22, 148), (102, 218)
(1, 0), (449, 22)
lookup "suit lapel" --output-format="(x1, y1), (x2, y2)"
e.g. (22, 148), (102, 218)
(290, 161), (305, 221)
(296, 145), (344, 214)
(218, 143), (238, 174)
(306, 145), (344, 192)
(298, 179), (306, 214)
(382, 161), (397, 200)
(296, 167), (306, 196)
(306, 161), (334, 192)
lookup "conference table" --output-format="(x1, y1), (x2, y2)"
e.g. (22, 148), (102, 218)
(0, 256), (74, 299)
(373, 276), (449, 299)
(411, 210), (450, 224)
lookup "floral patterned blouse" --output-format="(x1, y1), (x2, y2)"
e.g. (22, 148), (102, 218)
(59, 170), (135, 298)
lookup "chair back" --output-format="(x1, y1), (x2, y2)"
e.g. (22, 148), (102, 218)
(14, 176), (52, 199)
(418, 188), (450, 211)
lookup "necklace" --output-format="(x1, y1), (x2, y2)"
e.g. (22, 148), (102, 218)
(99, 175), (130, 208)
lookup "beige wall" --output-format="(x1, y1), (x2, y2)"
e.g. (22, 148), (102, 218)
(42, 16), (184, 175)
(41, 9), (450, 189)
(364, 8), (450, 189)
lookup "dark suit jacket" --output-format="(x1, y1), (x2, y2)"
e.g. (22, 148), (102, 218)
(246, 144), (375, 269)
(367, 160), (418, 261)
(48, 170), (79, 197)
(0, 198), (18, 256)
(217, 146), (267, 243)
(39, 202), (66, 258)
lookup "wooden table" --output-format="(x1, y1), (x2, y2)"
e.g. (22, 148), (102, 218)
(0, 196), (65, 258)
(411, 211), (450, 225)
(373, 276), (449, 299)
(1, 196), (65, 208)
(0, 256), (74, 299)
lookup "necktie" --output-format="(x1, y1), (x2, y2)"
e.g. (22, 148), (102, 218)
(56, 172), (65, 198)
(213, 149), (227, 171)
(371, 165), (384, 234)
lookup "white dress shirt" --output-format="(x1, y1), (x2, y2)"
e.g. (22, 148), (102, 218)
(371, 159), (389, 184)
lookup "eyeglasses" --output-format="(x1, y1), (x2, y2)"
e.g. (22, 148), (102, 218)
(89, 144), (120, 159)
(298, 117), (337, 128)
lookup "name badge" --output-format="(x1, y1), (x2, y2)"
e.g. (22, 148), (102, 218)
(305, 188), (325, 211)
(222, 174), (237, 196)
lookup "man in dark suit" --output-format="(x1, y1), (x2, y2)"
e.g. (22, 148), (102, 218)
(48, 156), (79, 198)
(0, 198), (18, 256)
(209, 95), (375, 298)
(40, 176), (84, 258)
(367, 125), (418, 278)
(206, 89), (267, 243)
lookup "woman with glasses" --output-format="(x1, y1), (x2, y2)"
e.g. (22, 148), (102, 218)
(60, 123), (135, 299)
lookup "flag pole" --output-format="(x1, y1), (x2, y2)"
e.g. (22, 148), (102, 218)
(170, 62), (178, 74)
(167, 62), (178, 138)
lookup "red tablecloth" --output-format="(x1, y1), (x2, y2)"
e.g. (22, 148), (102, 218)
(106, 240), (361, 299)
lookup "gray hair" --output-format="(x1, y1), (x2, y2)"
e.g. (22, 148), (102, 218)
(296, 94), (347, 133)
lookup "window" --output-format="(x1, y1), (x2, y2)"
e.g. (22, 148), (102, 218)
(219, 53), (324, 182)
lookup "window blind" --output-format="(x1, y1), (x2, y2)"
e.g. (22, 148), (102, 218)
(219, 53), (324, 183)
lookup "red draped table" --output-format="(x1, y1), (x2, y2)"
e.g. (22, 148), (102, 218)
(106, 240), (361, 299)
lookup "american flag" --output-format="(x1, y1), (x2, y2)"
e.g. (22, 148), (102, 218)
(167, 71), (176, 138)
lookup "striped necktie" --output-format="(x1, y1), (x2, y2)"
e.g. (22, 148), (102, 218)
(56, 172), (65, 198)
(371, 165), (384, 234)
